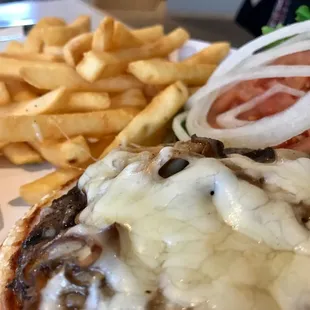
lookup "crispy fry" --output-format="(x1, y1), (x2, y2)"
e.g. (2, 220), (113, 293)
(92, 75), (144, 92)
(111, 89), (147, 108)
(0, 108), (139, 142)
(92, 17), (114, 52)
(0, 87), (69, 116)
(63, 32), (93, 66)
(42, 15), (91, 46)
(128, 59), (216, 85)
(88, 135), (115, 157)
(101, 81), (188, 157)
(68, 92), (110, 112)
(5, 41), (23, 53)
(0, 57), (50, 80)
(188, 86), (201, 96)
(143, 84), (166, 97)
(23, 18), (66, 53)
(0, 82), (10, 105)
(31, 136), (91, 168)
(43, 46), (64, 60)
(182, 42), (231, 65)
(112, 22), (143, 50)
(131, 25), (164, 42)
(5, 80), (38, 102)
(3, 142), (43, 165)
(77, 28), (190, 82)
(20, 134), (116, 204)
(20, 63), (91, 90)
(0, 52), (62, 62)
(20, 168), (81, 205)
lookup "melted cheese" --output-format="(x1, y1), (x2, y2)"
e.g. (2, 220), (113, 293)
(41, 147), (310, 309)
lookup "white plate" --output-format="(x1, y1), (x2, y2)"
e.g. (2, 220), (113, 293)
(0, 3), (217, 242)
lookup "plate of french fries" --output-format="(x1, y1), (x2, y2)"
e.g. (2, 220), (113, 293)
(0, 14), (231, 242)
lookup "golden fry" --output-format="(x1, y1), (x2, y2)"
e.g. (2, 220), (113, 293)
(92, 17), (114, 52)
(0, 82), (10, 105)
(68, 92), (111, 112)
(5, 80), (38, 102)
(23, 18), (66, 53)
(91, 75), (144, 92)
(3, 142), (43, 165)
(77, 28), (190, 82)
(0, 108), (139, 142)
(63, 32), (93, 66)
(131, 25), (164, 42)
(43, 46), (64, 61)
(182, 42), (231, 65)
(111, 89), (147, 108)
(0, 87), (69, 116)
(31, 136), (91, 168)
(42, 15), (90, 46)
(5, 41), (23, 53)
(20, 168), (81, 205)
(112, 21), (143, 50)
(143, 84), (166, 97)
(20, 63), (91, 90)
(0, 57), (49, 80)
(101, 81), (188, 157)
(188, 86), (201, 96)
(0, 52), (62, 62)
(129, 59), (216, 85)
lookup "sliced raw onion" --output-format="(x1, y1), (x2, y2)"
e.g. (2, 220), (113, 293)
(216, 84), (306, 129)
(238, 40), (310, 70)
(186, 90), (310, 149)
(172, 112), (191, 141)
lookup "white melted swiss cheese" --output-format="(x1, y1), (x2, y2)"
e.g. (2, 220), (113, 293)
(40, 147), (310, 310)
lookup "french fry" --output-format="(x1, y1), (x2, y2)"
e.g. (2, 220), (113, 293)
(89, 135), (115, 157)
(63, 32), (93, 66)
(0, 57), (51, 80)
(188, 86), (201, 96)
(92, 17), (114, 52)
(112, 22), (143, 50)
(100, 81), (188, 157)
(43, 46), (64, 60)
(0, 52), (62, 62)
(143, 84), (166, 98)
(20, 168), (81, 205)
(24, 18), (66, 53)
(0, 108), (139, 142)
(0, 82), (10, 105)
(92, 75), (144, 92)
(31, 136), (91, 168)
(0, 87), (69, 116)
(2, 142), (43, 165)
(42, 15), (91, 46)
(182, 42), (231, 65)
(5, 41), (23, 53)
(131, 25), (164, 43)
(5, 80), (38, 102)
(111, 89), (147, 108)
(129, 59), (216, 85)
(77, 28), (190, 82)
(68, 92), (110, 112)
(20, 63), (91, 90)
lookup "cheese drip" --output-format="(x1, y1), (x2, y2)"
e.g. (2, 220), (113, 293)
(41, 147), (310, 309)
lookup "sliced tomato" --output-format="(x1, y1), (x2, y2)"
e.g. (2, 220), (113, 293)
(207, 50), (310, 151)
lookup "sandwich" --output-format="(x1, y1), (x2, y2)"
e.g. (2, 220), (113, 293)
(1, 136), (310, 309)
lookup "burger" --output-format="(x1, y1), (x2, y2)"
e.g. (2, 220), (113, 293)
(1, 136), (310, 309)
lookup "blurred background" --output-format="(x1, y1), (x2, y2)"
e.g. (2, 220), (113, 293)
(0, 0), (253, 47)
(89, 0), (253, 47)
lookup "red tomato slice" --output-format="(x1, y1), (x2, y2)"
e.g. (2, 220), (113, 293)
(207, 50), (310, 151)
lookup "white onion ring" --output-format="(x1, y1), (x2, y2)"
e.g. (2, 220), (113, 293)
(176, 21), (310, 149)
(172, 111), (191, 141)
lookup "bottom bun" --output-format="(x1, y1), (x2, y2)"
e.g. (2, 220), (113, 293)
(0, 177), (79, 310)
